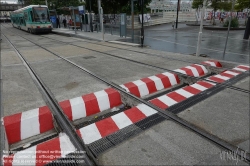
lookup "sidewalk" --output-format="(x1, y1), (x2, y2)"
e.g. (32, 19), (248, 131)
(51, 27), (130, 42)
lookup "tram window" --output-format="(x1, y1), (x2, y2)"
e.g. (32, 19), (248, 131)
(24, 12), (28, 21)
(30, 11), (34, 22)
(33, 7), (49, 22)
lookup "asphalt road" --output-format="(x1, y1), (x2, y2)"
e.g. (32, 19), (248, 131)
(118, 21), (249, 64)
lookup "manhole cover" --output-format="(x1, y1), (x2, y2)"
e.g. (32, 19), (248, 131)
(200, 54), (208, 57)
(83, 56), (96, 59)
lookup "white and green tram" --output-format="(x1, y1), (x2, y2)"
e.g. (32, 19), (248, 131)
(10, 5), (52, 34)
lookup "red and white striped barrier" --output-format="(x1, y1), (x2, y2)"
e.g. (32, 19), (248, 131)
(120, 72), (180, 97)
(174, 64), (208, 77)
(150, 81), (215, 109)
(59, 88), (122, 121)
(232, 65), (250, 72)
(201, 60), (222, 67)
(3, 106), (54, 144)
(77, 104), (157, 144)
(3, 88), (122, 145)
(206, 70), (241, 83)
(3, 133), (76, 166)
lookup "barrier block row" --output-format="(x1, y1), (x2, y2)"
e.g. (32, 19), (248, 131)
(150, 81), (215, 109)
(77, 104), (157, 144)
(3, 88), (122, 145)
(3, 106), (54, 145)
(206, 70), (241, 83)
(3, 134), (76, 166)
(201, 60), (222, 67)
(232, 65), (250, 72)
(120, 72), (180, 98)
(173, 64), (208, 77)
(59, 88), (122, 121)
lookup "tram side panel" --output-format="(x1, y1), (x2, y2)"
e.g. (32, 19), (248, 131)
(10, 5), (53, 34)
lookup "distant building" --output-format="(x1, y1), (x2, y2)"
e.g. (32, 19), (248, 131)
(148, 0), (193, 13)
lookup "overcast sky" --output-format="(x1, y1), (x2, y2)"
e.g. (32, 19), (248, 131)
(2, 0), (18, 4)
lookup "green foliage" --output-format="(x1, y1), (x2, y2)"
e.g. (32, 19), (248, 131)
(219, 1), (232, 11)
(192, 0), (203, 9)
(23, 0), (151, 15)
(85, 0), (151, 14)
(223, 17), (239, 27)
(235, 0), (250, 11)
(208, 0), (222, 11)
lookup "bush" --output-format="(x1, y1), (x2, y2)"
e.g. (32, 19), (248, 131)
(223, 18), (239, 28)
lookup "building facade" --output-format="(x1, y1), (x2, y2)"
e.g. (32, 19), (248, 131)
(148, 0), (193, 13)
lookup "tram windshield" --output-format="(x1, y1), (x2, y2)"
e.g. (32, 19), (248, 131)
(33, 7), (49, 22)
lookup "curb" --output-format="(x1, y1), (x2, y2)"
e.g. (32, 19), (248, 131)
(203, 26), (245, 30)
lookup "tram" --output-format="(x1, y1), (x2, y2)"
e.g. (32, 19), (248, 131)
(10, 5), (52, 34)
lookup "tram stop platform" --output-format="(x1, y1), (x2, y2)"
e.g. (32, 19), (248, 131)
(51, 27), (134, 44)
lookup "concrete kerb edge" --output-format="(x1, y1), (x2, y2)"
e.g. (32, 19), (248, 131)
(203, 26), (246, 30)
(51, 31), (103, 42)
(51, 31), (140, 46)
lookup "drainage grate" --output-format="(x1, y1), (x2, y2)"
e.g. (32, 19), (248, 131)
(87, 138), (114, 157)
(107, 125), (142, 145)
(168, 73), (249, 114)
(135, 113), (166, 130)
(87, 114), (166, 156)
(75, 106), (131, 129)
(82, 56), (96, 59)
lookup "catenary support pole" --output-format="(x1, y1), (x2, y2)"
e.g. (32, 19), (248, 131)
(175, 0), (180, 29)
(223, 0), (234, 59)
(131, 0), (135, 42)
(141, 0), (144, 47)
(98, 0), (101, 31)
(196, 1), (206, 57)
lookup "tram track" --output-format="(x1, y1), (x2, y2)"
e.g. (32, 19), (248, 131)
(2, 33), (96, 166)
(2, 24), (249, 94)
(1, 24), (250, 164)
(41, 35), (249, 94)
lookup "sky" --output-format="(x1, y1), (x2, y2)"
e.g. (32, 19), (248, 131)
(2, 0), (18, 4)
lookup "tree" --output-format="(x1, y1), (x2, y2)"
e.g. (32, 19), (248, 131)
(192, 0), (206, 23)
(85, 0), (151, 14)
(219, 1), (232, 11)
(235, 0), (250, 11)
(207, 0), (223, 25)
(21, 0), (84, 9)
(192, 0), (203, 10)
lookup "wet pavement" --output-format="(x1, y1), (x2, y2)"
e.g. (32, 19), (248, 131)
(118, 21), (249, 64)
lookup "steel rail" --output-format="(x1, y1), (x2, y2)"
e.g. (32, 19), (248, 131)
(40, 34), (250, 94)
(42, 33), (248, 70)
(3, 31), (249, 163)
(2, 25), (249, 162)
(1, 24), (248, 94)
(2, 33), (96, 166)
